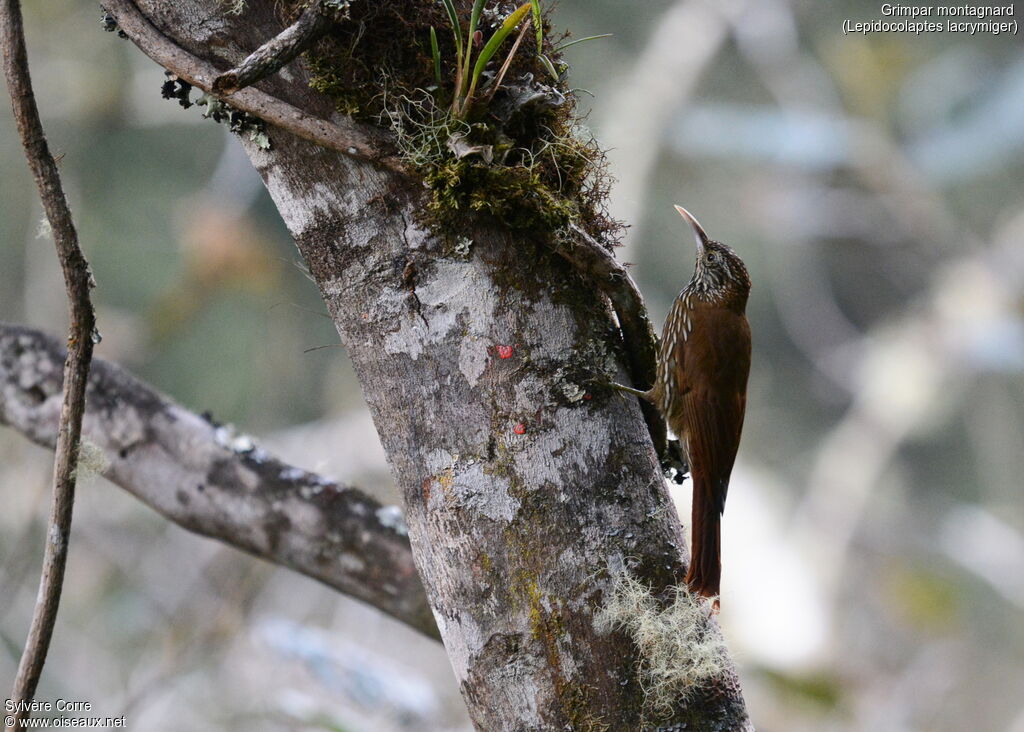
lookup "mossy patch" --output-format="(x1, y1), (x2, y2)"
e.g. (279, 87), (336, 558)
(295, 0), (622, 243)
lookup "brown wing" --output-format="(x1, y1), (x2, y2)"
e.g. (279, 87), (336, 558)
(674, 307), (751, 513)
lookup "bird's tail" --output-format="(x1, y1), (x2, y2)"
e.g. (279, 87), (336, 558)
(685, 474), (721, 600)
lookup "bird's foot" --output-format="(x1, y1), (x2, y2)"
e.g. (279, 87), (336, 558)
(590, 375), (648, 399)
(661, 439), (689, 483)
(609, 381), (648, 398)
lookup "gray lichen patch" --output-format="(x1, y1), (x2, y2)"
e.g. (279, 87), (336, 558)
(458, 335), (490, 387)
(524, 297), (578, 360)
(375, 504), (409, 535)
(434, 609), (488, 684)
(595, 573), (731, 716)
(509, 404), (611, 490)
(452, 462), (519, 522)
(260, 162), (361, 238)
(384, 258), (498, 362)
(464, 630), (547, 729)
(73, 440), (111, 481)
(423, 450), (520, 522)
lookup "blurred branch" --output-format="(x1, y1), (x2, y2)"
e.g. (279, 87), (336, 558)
(100, 0), (403, 171)
(790, 217), (1024, 599)
(728, 0), (977, 255)
(941, 504), (1024, 609)
(0, 324), (439, 640)
(602, 0), (745, 253)
(213, 0), (350, 96)
(1, 0), (97, 727)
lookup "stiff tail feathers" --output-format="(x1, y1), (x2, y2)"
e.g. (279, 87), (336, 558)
(685, 473), (722, 601)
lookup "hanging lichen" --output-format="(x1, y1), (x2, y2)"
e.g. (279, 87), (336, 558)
(595, 572), (732, 718)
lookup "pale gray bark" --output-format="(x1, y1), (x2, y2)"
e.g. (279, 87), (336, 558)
(102, 1), (752, 728)
(0, 324), (436, 638)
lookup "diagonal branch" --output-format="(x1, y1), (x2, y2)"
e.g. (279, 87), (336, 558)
(100, 0), (404, 172)
(563, 225), (684, 472)
(0, 324), (439, 640)
(1, 1), (97, 727)
(213, 0), (350, 96)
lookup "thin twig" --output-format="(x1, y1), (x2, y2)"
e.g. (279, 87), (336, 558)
(101, 0), (405, 172)
(1, 0), (97, 728)
(213, 0), (350, 96)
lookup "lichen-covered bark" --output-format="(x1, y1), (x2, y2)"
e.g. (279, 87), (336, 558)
(130, 1), (751, 728)
(0, 324), (434, 638)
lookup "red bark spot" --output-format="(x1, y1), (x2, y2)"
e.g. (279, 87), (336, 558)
(496, 345), (514, 359)
(513, 423), (526, 435)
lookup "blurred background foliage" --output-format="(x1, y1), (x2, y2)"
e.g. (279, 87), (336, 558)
(2, 1), (1023, 730)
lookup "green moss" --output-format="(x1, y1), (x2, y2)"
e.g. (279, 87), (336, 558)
(425, 155), (578, 231)
(294, 0), (622, 242)
(307, 56), (365, 117)
(299, 0), (446, 121)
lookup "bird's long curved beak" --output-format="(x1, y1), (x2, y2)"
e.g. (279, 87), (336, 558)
(674, 205), (709, 256)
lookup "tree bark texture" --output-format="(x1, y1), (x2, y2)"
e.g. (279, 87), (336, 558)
(117, 1), (752, 728)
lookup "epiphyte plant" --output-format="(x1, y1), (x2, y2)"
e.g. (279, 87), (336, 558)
(433, 0), (613, 119)
(436, 0), (531, 119)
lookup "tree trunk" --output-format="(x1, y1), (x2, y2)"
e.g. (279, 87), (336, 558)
(125, 1), (752, 728)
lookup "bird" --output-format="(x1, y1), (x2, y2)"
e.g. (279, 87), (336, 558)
(616, 205), (751, 604)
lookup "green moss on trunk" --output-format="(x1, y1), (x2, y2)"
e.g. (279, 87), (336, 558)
(293, 0), (620, 243)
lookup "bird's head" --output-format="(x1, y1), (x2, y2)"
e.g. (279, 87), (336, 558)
(674, 205), (751, 308)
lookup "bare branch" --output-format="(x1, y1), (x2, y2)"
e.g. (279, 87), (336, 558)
(0, 324), (439, 640)
(100, 0), (404, 172)
(213, 0), (350, 96)
(1, 1), (97, 726)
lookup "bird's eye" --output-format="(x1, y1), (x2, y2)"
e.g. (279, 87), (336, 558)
(705, 252), (717, 264)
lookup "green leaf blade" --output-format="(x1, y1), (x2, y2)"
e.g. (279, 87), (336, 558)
(554, 33), (613, 52)
(430, 27), (442, 84)
(440, 0), (463, 61)
(531, 0), (543, 52)
(539, 52), (560, 82)
(468, 0), (487, 39)
(460, 0), (488, 98)
(471, 3), (532, 90)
